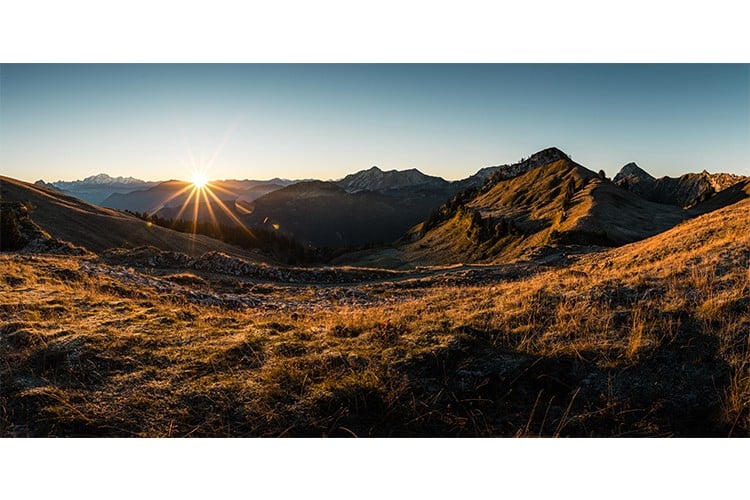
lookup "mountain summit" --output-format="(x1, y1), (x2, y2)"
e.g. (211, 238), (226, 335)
(336, 166), (448, 193)
(462, 146), (572, 188)
(389, 152), (688, 266)
(613, 162), (655, 183)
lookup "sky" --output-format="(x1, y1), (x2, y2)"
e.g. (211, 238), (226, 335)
(1, 64), (748, 183)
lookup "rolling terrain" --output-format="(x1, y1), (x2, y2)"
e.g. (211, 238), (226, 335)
(1, 194), (747, 436)
(351, 155), (689, 268)
(0, 176), (267, 260)
(2, 147), (749, 437)
(73, 164), (552, 249)
(102, 179), (287, 214)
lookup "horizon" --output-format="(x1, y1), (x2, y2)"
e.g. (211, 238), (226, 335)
(27, 146), (748, 186)
(1, 64), (749, 184)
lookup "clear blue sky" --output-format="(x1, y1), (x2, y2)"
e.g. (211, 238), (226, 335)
(1, 64), (748, 183)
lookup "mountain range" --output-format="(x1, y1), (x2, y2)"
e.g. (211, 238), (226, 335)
(35, 174), (160, 205)
(11, 147), (749, 265)
(3, 148), (749, 438)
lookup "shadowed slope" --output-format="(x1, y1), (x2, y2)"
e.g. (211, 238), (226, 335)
(1, 176), (265, 259)
(244, 180), (453, 248)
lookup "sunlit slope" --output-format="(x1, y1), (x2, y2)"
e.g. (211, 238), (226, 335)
(1, 176), (263, 258)
(403, 159), (688, 265)
(584, 196), (750, 276)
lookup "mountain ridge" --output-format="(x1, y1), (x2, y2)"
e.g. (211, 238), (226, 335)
(394, 157), (688, 266)
(613, 162), (748, 208)
(0, 176), (267, 260)
(336, 166), (449, 193)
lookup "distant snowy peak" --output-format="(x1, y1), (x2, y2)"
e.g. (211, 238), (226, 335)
(37, 174), (157, 205)
(79, 173), (148, 185)
(337, 166), (448, 193)
(46, 173), (150, 190)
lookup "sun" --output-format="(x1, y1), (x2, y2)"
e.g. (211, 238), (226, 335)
(191, 172), (209, 188)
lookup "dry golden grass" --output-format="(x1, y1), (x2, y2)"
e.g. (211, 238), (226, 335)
(1, 200), (748, 437)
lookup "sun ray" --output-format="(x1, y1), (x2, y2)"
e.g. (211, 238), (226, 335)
(200, 187), (222, 238)
(204, 185), (256, 237)
(182, 131), (198, 171)
(204, 118), (241, 172)
(203, 182), (232, 195)
(173, 186), (198, 223)
(148, 182), (193, 217)
(203, 182), (240, 197)
(191, 186), (201, 235)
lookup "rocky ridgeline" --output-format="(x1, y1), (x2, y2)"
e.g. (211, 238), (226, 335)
(418, 147), (573, 236)
(336, 166), (447, 193)
(102, 246), (402, 284)
(706, 171), (747, 192)
(483, 147), (571, 183)
(0, 202), (89, 256)
(613, 163), (748, 208)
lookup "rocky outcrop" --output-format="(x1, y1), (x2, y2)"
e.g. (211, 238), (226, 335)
(482, 147), (572, 184)
(0, 202), (89, 255)
(705, 171), (747, 192)
(102, 246), (401, 284)
(613, 163), (747, 208)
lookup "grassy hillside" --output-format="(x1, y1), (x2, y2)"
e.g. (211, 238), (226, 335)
(1, 176), (265, 260)
(396, 159), (687, 266)
(2, 197), (747, 436)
